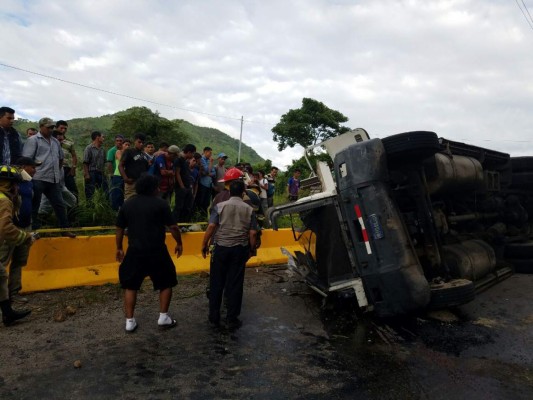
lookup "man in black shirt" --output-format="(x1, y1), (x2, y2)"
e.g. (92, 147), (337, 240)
(173, 143), (196, 223)
(116, 174), (183, 333)
(119, 133), (148, 200)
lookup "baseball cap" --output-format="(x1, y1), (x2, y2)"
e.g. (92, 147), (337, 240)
(168, 145), (181, 154)
(217, 153), (228, 159)
(15, 156), (42, 167)
(38, 117), (55, 128)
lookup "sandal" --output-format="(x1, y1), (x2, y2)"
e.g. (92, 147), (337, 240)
(158, 319), (177, 330)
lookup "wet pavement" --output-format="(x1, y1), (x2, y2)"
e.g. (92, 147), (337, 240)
(0, 267), (531, 399)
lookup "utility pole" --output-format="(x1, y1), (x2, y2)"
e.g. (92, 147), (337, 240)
(238, 115), (243, 163)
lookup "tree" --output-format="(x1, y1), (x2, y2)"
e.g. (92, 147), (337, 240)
(271, 98), (350, 151)
(110, 106), (187, 145)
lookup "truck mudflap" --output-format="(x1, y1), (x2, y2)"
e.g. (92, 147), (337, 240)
(281, 247), (369, 308)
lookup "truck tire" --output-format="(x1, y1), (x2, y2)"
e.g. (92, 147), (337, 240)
(505, 259), (533, 274)
(511, 157), (533, 173)
(382, 131), (440, 163)
(505, 242), (533, 259)
(428, 279), (476, 309)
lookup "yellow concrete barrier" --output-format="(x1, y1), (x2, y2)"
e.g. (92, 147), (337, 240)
(21, 229), (303, 293)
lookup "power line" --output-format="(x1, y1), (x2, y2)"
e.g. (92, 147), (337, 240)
(0, 62), (274, 126)
(515, 0), (533, 30)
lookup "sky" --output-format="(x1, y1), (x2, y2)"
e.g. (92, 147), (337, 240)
(1, 0), (533, 169)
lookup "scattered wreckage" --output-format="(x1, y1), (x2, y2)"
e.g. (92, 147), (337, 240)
(270, 129), (533, 317)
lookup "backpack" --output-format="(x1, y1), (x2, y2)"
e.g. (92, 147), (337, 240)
(267, 181), (275, 197)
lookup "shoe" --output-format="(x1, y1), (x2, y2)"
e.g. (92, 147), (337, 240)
(226, 318), (242, 331)
(125, 318), (138, 333)
(3, 308), (31, 326)
(158, 319), (177, 330)
(61, 231), (77, 238)
(10, 295), (29, 304)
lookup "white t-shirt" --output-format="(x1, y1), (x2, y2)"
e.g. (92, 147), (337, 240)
(259, 178), (268, 199)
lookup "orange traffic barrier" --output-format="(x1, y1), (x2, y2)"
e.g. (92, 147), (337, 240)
(21, 229), (303, 293)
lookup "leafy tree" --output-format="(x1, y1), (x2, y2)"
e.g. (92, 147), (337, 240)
(271, 98), (350, 151)
(110, 106), (187, 145)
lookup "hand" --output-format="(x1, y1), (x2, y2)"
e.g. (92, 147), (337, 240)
(125, 178), (134, 184)
(201, 245), (209, 259)
(84, 174), (90, 181)
(69, 168), (76, 176)
(116, 249), (124, 262)
(175, 243), (183, 258)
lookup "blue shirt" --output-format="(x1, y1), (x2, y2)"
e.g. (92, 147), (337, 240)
(199, 155), (215, 188)
(14, 181), (32, 228)
(22, 133), (64, 183)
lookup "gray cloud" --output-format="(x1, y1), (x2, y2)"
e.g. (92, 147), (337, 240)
(1, 0), (533, 169)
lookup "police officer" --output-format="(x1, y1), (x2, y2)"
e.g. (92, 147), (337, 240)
(201, 180), (258, 330)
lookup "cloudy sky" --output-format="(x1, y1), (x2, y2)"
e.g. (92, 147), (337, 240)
(1, 0), (532, 169)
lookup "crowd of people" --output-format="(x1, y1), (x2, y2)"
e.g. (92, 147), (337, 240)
(0, 105), (289, 331)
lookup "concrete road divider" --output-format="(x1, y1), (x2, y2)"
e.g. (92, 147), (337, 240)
(20, 229), (304, 293)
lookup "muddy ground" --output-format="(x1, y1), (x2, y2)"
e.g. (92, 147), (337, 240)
(0, 266), (531, 400)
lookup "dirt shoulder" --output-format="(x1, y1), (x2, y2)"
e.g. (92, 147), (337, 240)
(0, 267), (531, 399)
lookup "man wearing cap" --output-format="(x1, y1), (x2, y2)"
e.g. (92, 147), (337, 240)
(213, 153), (228, 197)
(0, 107), (22, 165)
(22, 117), (75, 238)
(152, 144), (179, 201)
(0, 157), (38, 304)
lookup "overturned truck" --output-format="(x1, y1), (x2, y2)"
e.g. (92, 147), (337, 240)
(270, 130), (533, 317)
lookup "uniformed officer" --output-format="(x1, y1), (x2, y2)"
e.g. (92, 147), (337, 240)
(201, 180), (258, 330)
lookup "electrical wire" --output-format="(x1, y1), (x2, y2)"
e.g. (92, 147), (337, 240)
(515, 0), (533, 30)
(0, 61), (274, 126)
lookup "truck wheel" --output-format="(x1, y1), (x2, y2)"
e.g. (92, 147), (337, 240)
(505, 259), (533, 274)
(505, 242), (533, 259)
(511, 157), (533, 173)
(382, 131), (440, 163)
(428, 279), (476, 309)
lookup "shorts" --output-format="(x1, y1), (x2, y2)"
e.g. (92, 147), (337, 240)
(119, 247), (178, 291)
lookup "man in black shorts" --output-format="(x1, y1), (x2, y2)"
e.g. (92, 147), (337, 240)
(115, 174), (183, 333)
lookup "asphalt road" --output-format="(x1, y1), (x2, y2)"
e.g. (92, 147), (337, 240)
(0, 267), (531, 399)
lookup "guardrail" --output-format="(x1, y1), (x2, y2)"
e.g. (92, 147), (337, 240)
(21, 229), (303, 293)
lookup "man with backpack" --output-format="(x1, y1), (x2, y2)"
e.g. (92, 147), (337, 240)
(152, 145), (179, 201)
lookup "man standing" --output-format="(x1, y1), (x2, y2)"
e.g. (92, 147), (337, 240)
(287, 169), (301, 202)
(116, 174), (183, 333)
(213, 153), (228, 197)
(83, 131), (107, 200)
(56, 120), (78, 200)
(0, 165), (33, 326)
(196, 146), (215, 216)
(106, 135), (125, 210)
(266, 166), (279, 208)
(201, 180), (258, 330)
(173, 144), (196, 223)
(152, 144), (179, 201)
(119, 133), (148, 200)
(26, 128), (37, 138)
(22, 117), (75, 237)
(0, 107), (22, 165)
(0, 157), (38, 304)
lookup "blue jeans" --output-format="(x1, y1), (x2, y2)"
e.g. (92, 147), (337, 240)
(109, 175), (124, 210)
(32, 180), (69, 229)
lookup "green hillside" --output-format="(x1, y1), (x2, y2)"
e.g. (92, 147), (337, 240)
(14, 109), (264, 165)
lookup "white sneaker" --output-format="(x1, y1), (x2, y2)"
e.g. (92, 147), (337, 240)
(125, 318), (138, 333)
(158, 314), (177, 329)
